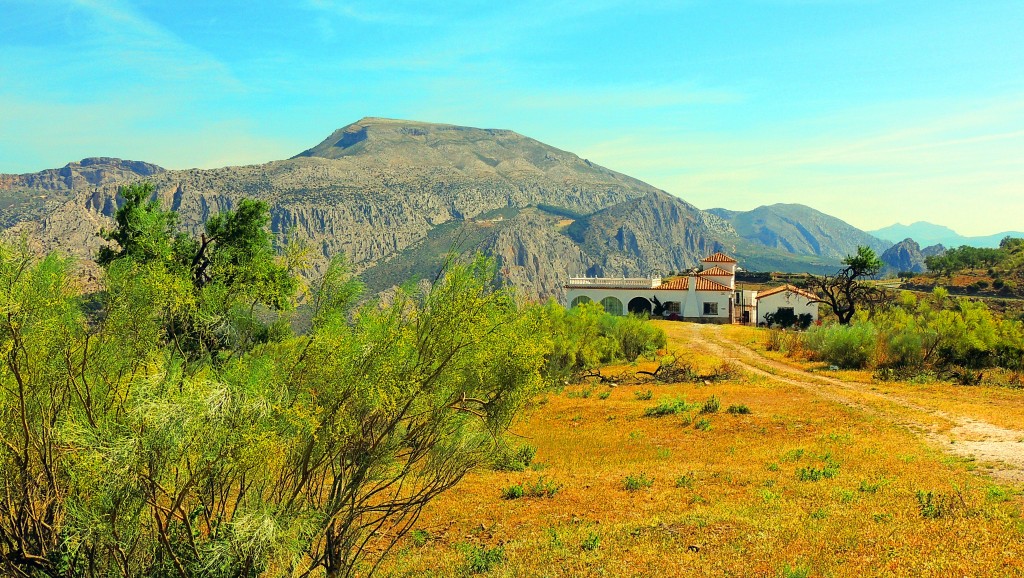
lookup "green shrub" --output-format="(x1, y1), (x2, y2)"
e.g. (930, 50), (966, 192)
(492, 444), (537, 472)
(634, 389), (653, 401)
(411, 529), (430, 547)
(782, 448), (805, 462)
(525, 476), (562, 498)
(726, 404), (751, 415)
(623, 473), (655, 491)
(464, 544), (505, 573)
(612, 314), (668, 360)
(581, 532), (601, 551)
(675, 472), (696, 489)
(881, 326), (924, 369)
(916, 489), (971, 519)
(859, 479), (885, 493)
(796, 461), (839, 481)
(782, 563), (811, 578)
(644, 397), (696, 417)
(597, 390), (611, 400)
(700, 395), (720, 414)
(501, 484), (524, 500)
(540, 302), (666, 380)
(803, 322), (877, 369)
(694, 417), (712, 431)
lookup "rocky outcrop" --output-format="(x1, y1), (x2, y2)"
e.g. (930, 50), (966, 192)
(482, 210), (594, 302)
(0, 157), (165, 229)
(881, 238), (946, 273)
(566, 191), (734, 277)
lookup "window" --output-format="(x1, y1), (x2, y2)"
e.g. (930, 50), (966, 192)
(778, 307), (794, 316)
(703, 302), (719, 316)
(664, 301), (681, 314)
(599, 296), (623, 316)
(570, 295), (592, 308)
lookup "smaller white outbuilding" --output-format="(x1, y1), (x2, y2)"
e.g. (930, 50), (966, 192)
(755, 284), (819, 326)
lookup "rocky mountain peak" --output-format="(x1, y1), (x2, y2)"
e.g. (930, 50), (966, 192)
(881, 238), (945, 274)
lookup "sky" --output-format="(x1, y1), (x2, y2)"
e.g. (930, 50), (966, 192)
(1, 0), (1023, 235)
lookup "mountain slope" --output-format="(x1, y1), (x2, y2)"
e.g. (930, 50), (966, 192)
(708, 203), (889, 260)
(566, 191), (734, 277)
(1, 118), (883, 301)
(880, 238), (946, 274)
(0, 157), (164, 228)
(870, 221), (1024, 249)
(1, 118), (661, 279)
(4, 118), (711, 300)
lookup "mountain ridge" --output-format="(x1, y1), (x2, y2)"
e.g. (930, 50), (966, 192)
(0, 118), (918, 299)
(870, 221), (1024, 249)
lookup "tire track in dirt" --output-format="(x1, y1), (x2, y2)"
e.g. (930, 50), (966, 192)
(682, 324), (1024, 483)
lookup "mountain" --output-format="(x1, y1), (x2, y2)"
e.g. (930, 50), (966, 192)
(0, 117), (868, 301)
(870, 221), (1024, 249)
(0, 157), (163, 228)
(2, 118), (661, 278)
(708, 203), (890, 261)
(880, 238), (946, 274)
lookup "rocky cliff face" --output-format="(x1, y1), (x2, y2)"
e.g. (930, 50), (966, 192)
(881, 238), (947, 273)
(0, 157), (165, 229)
(567, 191), (735, 277)
(483, 210), (595, 302)
(2, 119), (662, 277)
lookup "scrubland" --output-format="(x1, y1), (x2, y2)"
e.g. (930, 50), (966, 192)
(380, 321), (1024, 577)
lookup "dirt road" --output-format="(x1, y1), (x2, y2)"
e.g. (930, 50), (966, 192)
(677, 323), (1024, 483)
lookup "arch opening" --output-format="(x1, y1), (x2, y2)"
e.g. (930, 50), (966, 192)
(627, 297), (652, 316)
(599, 296), (623, 316)
(570, 295), (592, 308)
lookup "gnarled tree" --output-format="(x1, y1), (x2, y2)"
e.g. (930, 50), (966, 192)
(808, 245), (888, 325)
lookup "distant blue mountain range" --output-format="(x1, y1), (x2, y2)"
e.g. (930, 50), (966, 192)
(869, 222), (1024, 249)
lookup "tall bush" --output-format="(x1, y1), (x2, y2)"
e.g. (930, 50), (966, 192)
(0, 247), (548, 576)
(803, 322), (878, 369)
(539, 302), (666, 380)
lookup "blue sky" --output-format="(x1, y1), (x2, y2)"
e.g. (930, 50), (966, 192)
(2, 0), (1022, 235)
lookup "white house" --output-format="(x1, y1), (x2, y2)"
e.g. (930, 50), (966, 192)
(564, 253), (739, 323)
(755, 284), (819, 326)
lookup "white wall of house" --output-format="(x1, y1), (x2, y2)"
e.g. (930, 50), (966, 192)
(702, 261), (737, 275)
(565, 286), (732, 321)
(756, 291), (819, 325)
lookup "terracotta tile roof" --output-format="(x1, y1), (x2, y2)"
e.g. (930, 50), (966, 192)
(698, 266), (732, 276)
(654, 277), (732, 292)
(655, 277), (688, 290)
(755, 284), (818, 301)
(694, 277), (732, 291)
(700, 252), (737, 263)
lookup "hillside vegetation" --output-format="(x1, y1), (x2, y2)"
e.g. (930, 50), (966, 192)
(0, 189), (669, 577)
(903, 237), (1024, 299)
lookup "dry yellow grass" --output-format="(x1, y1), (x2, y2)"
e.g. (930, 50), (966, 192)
(377, 322), (1024, 577)
(719, 324), (1024, 432)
